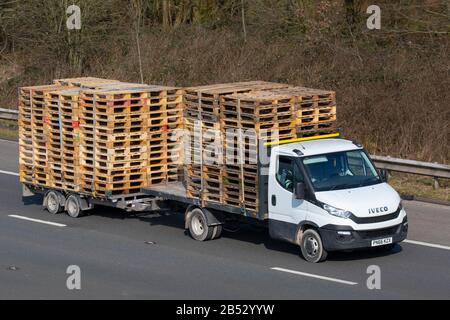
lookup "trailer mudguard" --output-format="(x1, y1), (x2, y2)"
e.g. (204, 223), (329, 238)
(185, 205), (224, 229)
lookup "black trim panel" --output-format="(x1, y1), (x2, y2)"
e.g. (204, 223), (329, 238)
(268, 219), (298, 244)
(349, 208), (400, 224)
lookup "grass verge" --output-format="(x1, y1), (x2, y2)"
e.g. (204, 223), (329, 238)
(389, 172), (449, 203)
(0, 119), (18, 140)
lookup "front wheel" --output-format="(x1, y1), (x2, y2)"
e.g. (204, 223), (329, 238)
(300, 229), (328, 263)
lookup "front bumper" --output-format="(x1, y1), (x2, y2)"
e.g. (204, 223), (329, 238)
(319, 217), (408, 251)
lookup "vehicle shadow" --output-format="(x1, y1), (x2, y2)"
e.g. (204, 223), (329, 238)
(22, 194), (43, 206)
(133, 211), (403, 261)
(44, 203), (403, 262)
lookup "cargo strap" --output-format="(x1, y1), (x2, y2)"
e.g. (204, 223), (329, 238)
(57, 97), (65, 183)
(29, 89), (36, 181)
(237, 98), (246, 212)
(91, 94), (97, 196)
(197, 92), (204, 206)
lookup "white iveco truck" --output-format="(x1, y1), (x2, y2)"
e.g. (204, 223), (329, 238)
(29, 135), (408, 263)
(143, 136), (408, 263)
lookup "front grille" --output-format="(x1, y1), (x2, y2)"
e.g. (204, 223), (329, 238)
(358, 225), (400, 239)
(350, 208), (400, 224)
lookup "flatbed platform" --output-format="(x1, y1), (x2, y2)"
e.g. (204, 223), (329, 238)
(142, 182), (254, 216)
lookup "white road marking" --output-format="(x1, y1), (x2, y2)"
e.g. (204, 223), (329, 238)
(271, 267), (358, 286)
(404, 239), (450, 251)
(0, 169), (19, 176)
(8, 215), (66, 227)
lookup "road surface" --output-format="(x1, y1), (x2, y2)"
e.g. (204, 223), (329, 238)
(0, 139), (449, 299)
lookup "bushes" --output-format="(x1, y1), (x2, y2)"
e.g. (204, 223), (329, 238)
(0, 0), (448, 162)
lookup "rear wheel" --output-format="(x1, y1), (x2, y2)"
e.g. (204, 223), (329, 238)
(44, 191), (62, 215)
(300, 229), (328, 263)
(65, 194), (84, 218)
(211, 224), (223, 240)
(188, 208), (214, 241)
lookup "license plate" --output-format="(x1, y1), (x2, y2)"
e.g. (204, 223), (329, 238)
(371, 237), (393, 247)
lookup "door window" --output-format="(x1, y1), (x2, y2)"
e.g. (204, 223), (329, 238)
(276, 156), (303, 192)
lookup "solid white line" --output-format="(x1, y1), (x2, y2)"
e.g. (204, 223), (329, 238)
(271, 267), (358, 286)
(0, 169), (19, 176)
(404, 239), (450, 251)
(8, 215), (66, 227)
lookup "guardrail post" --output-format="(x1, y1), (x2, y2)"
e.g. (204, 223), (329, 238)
(433, 177), (440, 190)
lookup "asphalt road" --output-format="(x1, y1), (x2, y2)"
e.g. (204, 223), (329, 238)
(0, 139), (449, 299)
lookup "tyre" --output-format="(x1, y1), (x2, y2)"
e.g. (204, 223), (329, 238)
(65, 194), (84, 218)
(300, 229), (328, 263)
(211, 224), (223, 240)
(188, 208), (214, 241)
(44, 191), (62, 214)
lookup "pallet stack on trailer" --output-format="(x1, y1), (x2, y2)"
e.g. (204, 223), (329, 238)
(78, 84), (184, 197)
(44, 88), (82, 191)
(18, 78), (185, 199)
(18, 84), (64, 186)
(78, 86), (151, 197)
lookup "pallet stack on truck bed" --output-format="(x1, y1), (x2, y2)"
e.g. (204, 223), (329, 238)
(183, 83), (337, 217)
(182, 81), (290, 206)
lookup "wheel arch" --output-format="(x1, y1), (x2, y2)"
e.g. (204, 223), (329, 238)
(184, 205), (223, 230)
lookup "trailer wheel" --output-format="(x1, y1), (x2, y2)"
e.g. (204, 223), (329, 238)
(65, 194), (84, 218)
(188, 208), (214, 241)
(300, 229), (328, 263)
(44, 191), (63, 214)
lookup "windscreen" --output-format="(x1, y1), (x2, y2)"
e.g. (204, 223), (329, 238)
(302, 150), (382, 192)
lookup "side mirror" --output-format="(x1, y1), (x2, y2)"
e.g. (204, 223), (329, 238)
(379, 169), (389, 182)
(294, 182), (305, 199)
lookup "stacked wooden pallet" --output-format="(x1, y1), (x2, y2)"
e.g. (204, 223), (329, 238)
(18, 84), (64, 186)
(78, 84), (184, 197)
(44, 88), (82, 191)
(19, 78), (184, 199)
(220, 87), (336, 214)
(183, 81), (290, 207)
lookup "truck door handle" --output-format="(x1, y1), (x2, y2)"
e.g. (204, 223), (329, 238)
(271, 195), (276, 206)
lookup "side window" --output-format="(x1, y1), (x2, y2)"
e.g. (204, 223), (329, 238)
(276, 156), (303, 192)
(347, 150), (376, 177)
(347, 151), (365, 176)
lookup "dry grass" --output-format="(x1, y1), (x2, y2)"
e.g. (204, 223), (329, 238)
(0, 119), (18, 140)
(389, 172), (449, 202)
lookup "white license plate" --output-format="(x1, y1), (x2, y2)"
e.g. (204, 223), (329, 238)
(371, 237), (393, 247)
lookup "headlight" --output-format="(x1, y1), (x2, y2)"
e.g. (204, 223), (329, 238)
(399, 200), (403, 211)
(322, 203), (352, 219)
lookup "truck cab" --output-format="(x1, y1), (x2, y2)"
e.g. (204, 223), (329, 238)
(268, 138), (408, 262)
